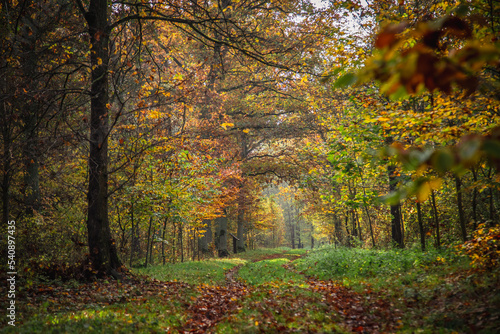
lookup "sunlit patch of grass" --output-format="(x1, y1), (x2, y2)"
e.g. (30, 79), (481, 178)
(294, 245), (465, 288)
(134, 258), (246, 285)
(285, 248), (308, 255)
(229, 248), (286, 262)
(237, 258), (306, 286)
(2, 297), (187, 333)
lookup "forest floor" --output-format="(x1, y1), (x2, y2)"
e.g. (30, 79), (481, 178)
(1, 247), (499, 333)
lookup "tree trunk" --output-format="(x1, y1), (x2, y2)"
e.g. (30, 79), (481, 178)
(199, 219), (212, 254)
(171, 221), (176, 264)
(18, 4), (41, 216)
(363, 205), (376, 248)
(179, 222), (184, 263)
(472, 167), (478, 230)
(344, 214), (351, 247)
(455, 176), (467, 242)
(334, 216), (343, 246)
(216, 215), (229, 257)
(21, 78), (41, 215)
(489, 188), (496, 225)
(145, 216), (153, 267)
(236, 190), (246, 253)
(431, 190), (441, 248)
(1, 105), (11, 228)
(388, 164), (404, 248)
(84, 0), (121, 276)
(356, 210), (362, 242)
(149, 225), (155, 265)
(416, 201), (425, 251)
(161, 217), (168, 265)
(129, 201), (140, 267)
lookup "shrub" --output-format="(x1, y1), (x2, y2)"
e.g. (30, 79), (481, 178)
(459, 224), (500, 271)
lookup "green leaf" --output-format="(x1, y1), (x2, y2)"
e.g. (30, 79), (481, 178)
(333, 73), (357, 88)
(431, 149), (455, 173)
(483, 139), (500, 159)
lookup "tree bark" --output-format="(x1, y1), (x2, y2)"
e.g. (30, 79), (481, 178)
(431, 190), (441, 248)
(344, 214), (351, 247)
(416, 201), (425, 251)
(1, 81), (12, 228)
(216, 214), (229, 257)
(161, 217), (168, 265)
(236, 187), (246, 253)
(179, 222), (184, 262)
(84, 0), (121, 276)
(145, 216), (153, 267)
(199, 219), (212, 254)
(455, 176), (467, 242)
(388, 164), (404, 248)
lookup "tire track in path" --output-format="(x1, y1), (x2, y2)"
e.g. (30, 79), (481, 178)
(180, 265), (250, 333)
(180, 250), (291, 333)
(283, 258), (402, 333)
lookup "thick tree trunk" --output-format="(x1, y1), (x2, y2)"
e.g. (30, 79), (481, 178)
(18, 6), (41, 216)
(1, 99), (11, 227)
(85, 0), (121, 276)
(216, 215), (229, 257)
(199, 219), (213, 254)
(22, 86), (41, 216)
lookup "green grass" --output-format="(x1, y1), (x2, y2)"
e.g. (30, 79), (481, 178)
(134, 257), (245, 285)
(7, 247), (498, 333)
(294, 245), (500, 333)
(294, 245), (465, 288)
(1, 296), (190, 333)
(229, 247), (288, 261)
(237, 257), (306, 286)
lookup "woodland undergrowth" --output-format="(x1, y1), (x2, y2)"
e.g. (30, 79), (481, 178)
(1, 247), (499, 333)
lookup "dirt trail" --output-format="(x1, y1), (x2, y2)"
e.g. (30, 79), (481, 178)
(180, 251), (289, 333)
(180, 265), (249, 333)
(180, 251), (400, 333)
(283, 260), (402, 333)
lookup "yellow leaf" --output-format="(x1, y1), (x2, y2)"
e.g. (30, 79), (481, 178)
(221, 123), (234, 130)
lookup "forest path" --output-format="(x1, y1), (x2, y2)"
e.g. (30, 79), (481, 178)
(179, 251), (290, 333)
(179, 250), (400, 333)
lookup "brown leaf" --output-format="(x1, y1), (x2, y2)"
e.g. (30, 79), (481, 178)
(375, 23), (407, 49)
